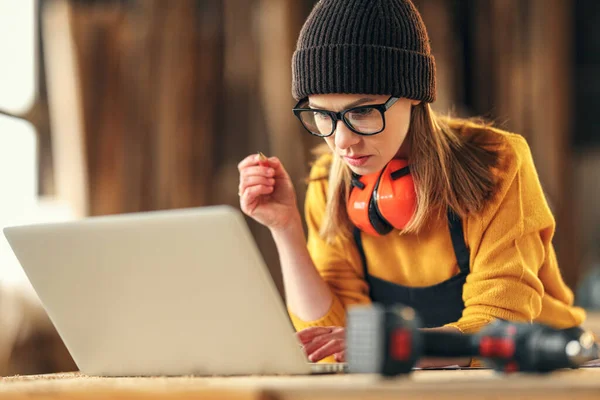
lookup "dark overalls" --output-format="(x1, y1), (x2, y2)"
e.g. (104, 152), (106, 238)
(352, 209), (470, 328)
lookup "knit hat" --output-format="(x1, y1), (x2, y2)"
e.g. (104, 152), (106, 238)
(291, 0), (436, 103)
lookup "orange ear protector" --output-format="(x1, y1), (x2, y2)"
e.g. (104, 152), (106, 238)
(347, 159), (417, 236)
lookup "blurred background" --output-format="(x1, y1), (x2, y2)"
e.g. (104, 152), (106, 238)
(0, 0), (599, 376)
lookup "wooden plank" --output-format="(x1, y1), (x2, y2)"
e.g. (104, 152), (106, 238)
(67, 0), (131, 216)
(151, 0), (220, 211)
(0, 387), (264, 400)
(1, 369), (600, 400)
(41, 0), (89, 218)
(458, 0), (579, 289)
(254, 0), (313, 294)
(527, 0), (579, 289)
(413, 0), (462, 114)
(65, 0), (224, 216)
(257, 0), (309, 192)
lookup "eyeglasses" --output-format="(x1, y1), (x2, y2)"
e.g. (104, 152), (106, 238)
(292, 96), (399, 137)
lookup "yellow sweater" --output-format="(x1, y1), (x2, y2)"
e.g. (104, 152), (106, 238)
(289, 130), (586, 335)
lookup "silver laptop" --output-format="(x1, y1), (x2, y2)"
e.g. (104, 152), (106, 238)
(3, 205), (346, 376)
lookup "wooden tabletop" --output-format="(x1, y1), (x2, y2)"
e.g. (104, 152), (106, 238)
(1, 312), (598, 399)
(1, 368), (599, 400)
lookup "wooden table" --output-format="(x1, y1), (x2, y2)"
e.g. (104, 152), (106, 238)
(1, 312), (598, 399)
(1, 368), (599, 400)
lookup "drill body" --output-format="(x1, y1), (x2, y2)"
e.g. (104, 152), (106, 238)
(346, 304), (599, 376)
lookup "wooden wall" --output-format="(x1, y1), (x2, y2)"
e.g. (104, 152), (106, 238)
(416, 0), (581, 288)
(40, 0), (324, 297)
(1, 0), (598, 378)
(37, 0), (594, 297)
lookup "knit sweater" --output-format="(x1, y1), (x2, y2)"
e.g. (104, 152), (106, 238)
(288, 130), (586, 334)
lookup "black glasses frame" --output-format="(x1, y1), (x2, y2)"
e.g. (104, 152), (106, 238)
(292, 96), (399, 137)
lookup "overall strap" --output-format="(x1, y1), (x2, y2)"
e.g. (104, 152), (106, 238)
(352, 227), (368, 278)
(447, 208), (470, 274)
(353, 209), (471, 277)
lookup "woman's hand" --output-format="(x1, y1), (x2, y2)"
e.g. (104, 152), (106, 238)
(238, 153), (299, 231)
(294, 325), (471, 367)
(296, 326), (346, 363)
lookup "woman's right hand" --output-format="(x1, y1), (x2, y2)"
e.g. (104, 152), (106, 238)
(237, 153), (299, 231)
(297, 326), (346, 362)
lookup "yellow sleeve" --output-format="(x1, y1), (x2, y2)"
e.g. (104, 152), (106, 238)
(288, 155), (371, 331)
(446, 135), (548, 334)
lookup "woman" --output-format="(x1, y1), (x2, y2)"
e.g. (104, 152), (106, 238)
(237, 0), (586, 367)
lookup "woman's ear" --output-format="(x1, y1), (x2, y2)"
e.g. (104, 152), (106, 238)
(410, 99), (421, 106)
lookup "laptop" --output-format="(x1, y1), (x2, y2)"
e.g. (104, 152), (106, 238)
(3, 205), (347, 376)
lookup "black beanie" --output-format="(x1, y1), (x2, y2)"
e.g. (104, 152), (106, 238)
(291, 0), (436, 103)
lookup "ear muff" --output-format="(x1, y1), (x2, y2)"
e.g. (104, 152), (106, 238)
(347, 159), (417, 236)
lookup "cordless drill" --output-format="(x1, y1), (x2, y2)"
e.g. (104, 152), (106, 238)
(346, 303), (599, 376)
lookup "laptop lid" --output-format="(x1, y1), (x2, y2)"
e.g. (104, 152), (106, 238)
(3, 205), (312, 376)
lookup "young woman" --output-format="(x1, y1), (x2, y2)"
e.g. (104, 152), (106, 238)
(237, 0), (586, 367)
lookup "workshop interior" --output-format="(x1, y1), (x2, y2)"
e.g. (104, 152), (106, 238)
(1, 0), (600, 378)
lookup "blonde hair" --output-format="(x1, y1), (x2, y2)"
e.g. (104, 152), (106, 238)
(310, 102), (505, 243)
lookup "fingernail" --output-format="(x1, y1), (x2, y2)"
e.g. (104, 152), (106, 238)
(257, 152), (270, 167)
(267, 168), (275, 176)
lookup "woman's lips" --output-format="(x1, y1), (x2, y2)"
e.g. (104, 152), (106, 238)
(343, 155), (371, 167)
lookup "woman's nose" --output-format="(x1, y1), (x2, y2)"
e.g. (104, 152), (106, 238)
(333, 120), (360, 150)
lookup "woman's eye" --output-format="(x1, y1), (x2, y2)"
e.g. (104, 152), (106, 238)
(349, 108), (375, 118)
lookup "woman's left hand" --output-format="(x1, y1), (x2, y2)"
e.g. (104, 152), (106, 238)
(296, 326), (346, 362)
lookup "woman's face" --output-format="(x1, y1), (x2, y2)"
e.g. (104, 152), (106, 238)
(307, 94), (419, 175)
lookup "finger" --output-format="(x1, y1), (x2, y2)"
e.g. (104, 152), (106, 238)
(237, 153), (264, 171)
(334, 350), (345, 362)
(296, 327), (334, 344)
(239, 176), (275, 194)
(238, 153), (282, 169)
(239, 156), (289, 185)
(266, 157), (289, 179)
(264, 156), (280, 167)
(240, 184), (274, 208)
(308, 339), (345, 363)
(240, 165), (276, 179)
(302, 335), (334, 356)
(302, 329), (345, 355)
